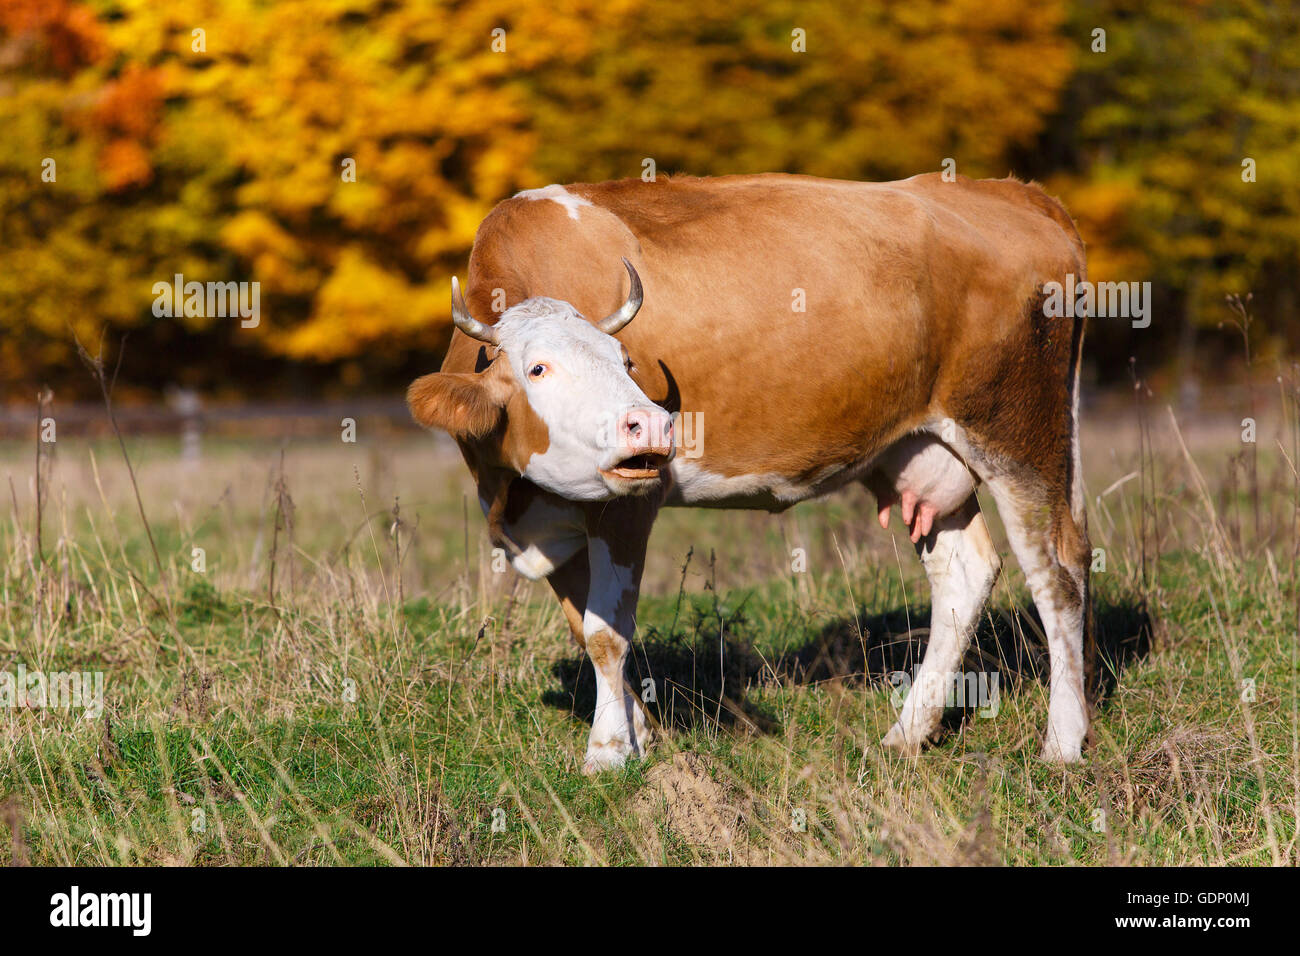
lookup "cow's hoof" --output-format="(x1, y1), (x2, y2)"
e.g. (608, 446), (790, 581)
(881, 722), (925, 756)
(582, 740), (632, 774)
(1039, 738), (1084, 764)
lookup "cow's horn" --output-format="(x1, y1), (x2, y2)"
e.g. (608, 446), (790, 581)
(596, 258), (643, 335)
(451, 276), (500, 346)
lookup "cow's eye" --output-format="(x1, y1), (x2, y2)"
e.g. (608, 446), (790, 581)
(528, 363), (548, 379)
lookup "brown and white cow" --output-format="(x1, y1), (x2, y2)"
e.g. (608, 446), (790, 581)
(408, 173), (1094, 771)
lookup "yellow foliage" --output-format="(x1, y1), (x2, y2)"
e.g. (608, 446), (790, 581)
(5, 0), (1293, 392)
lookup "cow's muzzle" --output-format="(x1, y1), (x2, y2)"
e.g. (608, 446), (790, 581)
(599, 407), (675, 484)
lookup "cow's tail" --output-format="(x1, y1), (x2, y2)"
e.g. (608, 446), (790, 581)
(1062, 243), (1098, 711)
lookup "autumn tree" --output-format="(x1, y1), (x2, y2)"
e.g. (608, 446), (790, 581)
(1045, 0), (1300, 383)
(15, 0), (1290, 397)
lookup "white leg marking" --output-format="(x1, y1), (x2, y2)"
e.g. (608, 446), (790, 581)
(581, 537), (650, 772)
(1037, 592), (1088, 763)
(986, 486), (1088, 763)
(883, 505), (1000, 755)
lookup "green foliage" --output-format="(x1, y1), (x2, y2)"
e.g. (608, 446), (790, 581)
(1054, 0), (1300, 325)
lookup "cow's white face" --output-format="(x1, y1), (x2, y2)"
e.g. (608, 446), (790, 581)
(408, 294), (675, 502)
(497, 297), (673, 498)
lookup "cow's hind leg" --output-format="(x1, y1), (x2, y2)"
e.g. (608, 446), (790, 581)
(982, 467), (1091, 762)
(883, 494), (1001, 754)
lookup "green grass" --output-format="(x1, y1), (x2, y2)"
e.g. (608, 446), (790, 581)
(0, 417), (1296, 865)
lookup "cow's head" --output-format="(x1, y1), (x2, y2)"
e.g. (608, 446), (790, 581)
(408, 259), (675, 501)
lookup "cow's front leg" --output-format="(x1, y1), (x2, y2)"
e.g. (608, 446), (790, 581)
(580, 496), (657, 773)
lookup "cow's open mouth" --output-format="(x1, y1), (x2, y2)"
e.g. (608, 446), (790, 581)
(601, 451), (672, 481)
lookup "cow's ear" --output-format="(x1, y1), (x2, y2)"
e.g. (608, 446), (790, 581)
(407, 372), (505, 439)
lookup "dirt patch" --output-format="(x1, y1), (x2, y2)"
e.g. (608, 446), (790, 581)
(1104, 725), (1242, 817)
(632, 752), (758, 861)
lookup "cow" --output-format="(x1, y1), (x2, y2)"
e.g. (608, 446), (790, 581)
(408, 173), (1094, 772)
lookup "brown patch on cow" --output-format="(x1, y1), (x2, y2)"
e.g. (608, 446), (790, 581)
(584, 495), (661, 567)
(944, 290), (1075, 486)
(407, 364), (516, 440)
(966, 176), (1087, 263)
(482, 469), (517, 554)
(584, 627), (626, 670)
(1054, 500), (1090, 573)
(500, 385), (551, 472)
(499, 475), (538, 526)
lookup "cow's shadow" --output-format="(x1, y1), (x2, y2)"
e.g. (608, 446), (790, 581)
(542, 593), (1153, 737)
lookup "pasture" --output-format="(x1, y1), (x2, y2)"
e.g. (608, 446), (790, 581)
(0, 392), (1296, 866)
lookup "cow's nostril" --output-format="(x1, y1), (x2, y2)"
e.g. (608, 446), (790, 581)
(626, 420), (641, 438)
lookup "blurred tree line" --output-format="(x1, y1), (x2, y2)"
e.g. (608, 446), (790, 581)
(1, 0), (1296, 401)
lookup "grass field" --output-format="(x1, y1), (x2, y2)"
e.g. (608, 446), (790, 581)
(0, 393), (1297, 866)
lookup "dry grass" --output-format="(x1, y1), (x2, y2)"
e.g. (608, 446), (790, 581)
(0, 387), (1297, 866)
